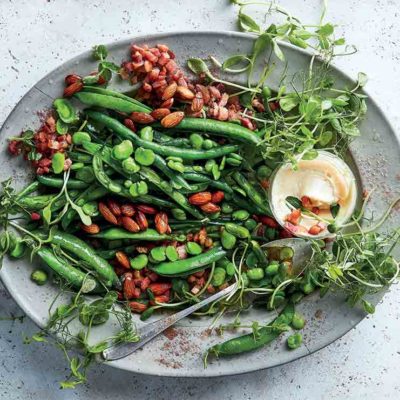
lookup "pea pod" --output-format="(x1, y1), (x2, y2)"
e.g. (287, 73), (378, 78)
(182, 173), (234, 195)
(81, 86), (152, 111)
(74, 91), (151, 114)
(16, 181), (40, 198)
(15, 194), (56, 210)
(232, 172), (271, 215)
(47, 231), (119, 288)
(93, 228), (176, 241)
(206, 303), (294, 358)
(37, 175), (88, 190)
(85, 111), (239, 160)
(36, 247), (100, 293)
(153, 155), (191, 190)
(151, 246), (226, 277)
(161, 118), (261, 145)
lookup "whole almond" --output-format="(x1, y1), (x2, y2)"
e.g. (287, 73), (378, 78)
(136, 204), (158, 215)
(121, 204), (136, 217)
(200, 202), (221, 214)
(115, 251), (130, 269)
(176, 86), (195, 100)
(129, 301), (148, 313)
(191, 92), (204, 112)
(123, 275), (136, 299)
(63, 81), (83, 97)
(98, 202), (119, 225)
(107, 199), (122, 216)
(130, 112), (155, 124)
(161, 111), (184, 128)
(81, 223), (100, 234)
(161, 81), (177, 100)
(65, 74), (82, 85)
(154, 212), (169, 234)
(188, 192), (212, 206)
(211, 191), (225, 204)
(121, 216), (140, 232)
(135, 210), (148, 231)
(160, 98), (174, 109)
(151, 108), (171, 120)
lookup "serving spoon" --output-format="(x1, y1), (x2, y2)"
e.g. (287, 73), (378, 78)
(101, 238), (313, 362)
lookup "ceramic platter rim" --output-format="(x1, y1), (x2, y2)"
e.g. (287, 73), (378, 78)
(1, 31), (399, 377)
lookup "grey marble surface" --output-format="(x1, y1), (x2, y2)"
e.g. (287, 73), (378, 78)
(0, 1), (399, 399)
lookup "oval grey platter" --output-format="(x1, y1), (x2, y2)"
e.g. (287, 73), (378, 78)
(0, 31), (399, 377)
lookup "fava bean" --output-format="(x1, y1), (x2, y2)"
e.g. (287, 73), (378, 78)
(113, 140), (134, 160)
(52, 153), (65, 174)
(221, 230), (237, 250)
(31, 269), (48, 285)
(247, 268), (264, 280)
(72, 131), (91, 145)
(130, 254), (149, 270)
(186, 242), (202, 255)
(135, 147), (155, 166)
(287, 333), (302, 350)
(211, 267), (226, 287)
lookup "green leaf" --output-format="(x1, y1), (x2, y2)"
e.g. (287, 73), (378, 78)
(31, 333), (47, 343)
(341, 122), (360, 136)
(286, 196), (302, 209)
(279, 95), (300, 112)
(71, 202), (92, 226)
(330, 203), (340, 218)
(238, 12), (260, 33)
(272, 40), (285, 61)
(288, 36), (308, 49)
(300, 125), (313, 138)
(357, 72), (368, 88)
(42, 203), (52, 225)
(187, 58), (210, 75)
(318, 130), (333, 146)
(82, 75), (99, 85)
(60, 380), (79, 389)
(317, 23), (334, 37)
(92, 44), (108, 60)
(222, 55), (251, 71)
(302, 149), (318, 160)
(100, 60), (120, 72)
(252, 33), (271, 59)
(293, 29), (313, 40)
(334, 38), (346, 45)
(362, 299), (375, 314)
(327, 264), (343, 281)
(321, 99), (332, 110)
(87, 341), (109, 354)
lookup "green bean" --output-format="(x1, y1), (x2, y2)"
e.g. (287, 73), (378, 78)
(81, 86), (152, 111)
(86, 111), (239, 160)
(16, 194), (55, 210)
(232, 172), (271, 215)
(37, 175), (88, 189)
(68, 151), (93, 163)
(182, 172), (234, 194)
(151, 246), (226, 277)
(16, 181), (40, 198)
(36, 247), (99, 293)
(207, 303), (293, 357)
(139, 167), (204, 219)
(93, 228), (176, 241)
(153, 155), (191, 190)
(160, 118), (261, 145)
(74, 91), (151, 114)
(48, 231), (119, 288)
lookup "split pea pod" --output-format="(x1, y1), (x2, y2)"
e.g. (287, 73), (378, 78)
(153, 154), (192, 190)
(168, 118), (261, 145)
(16, 181), (40, 198)
(36, 247), (100, 293)
(16, 194), (56, 210)
(206, 303), (294, 357)
(74, 91), (151, 114)
(48, 231), (119, 288)
(85, 111), (239, 160)
(151, 246), (227, 277)
(232, 172), (271, 215)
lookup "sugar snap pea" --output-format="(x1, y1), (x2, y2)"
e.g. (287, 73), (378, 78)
(37, 175), (88, 189)
(93, 228), (175, 241)
(36, 247), (100, 293)
(168, 117), (261, 145)
(151, 246), (226, 277)
(74, 91), (151, 114)
(85, 111), (239, 160)
(81, 86), (152, 111)
(48, 231), (119, 288)
(206, 303), (294, 357)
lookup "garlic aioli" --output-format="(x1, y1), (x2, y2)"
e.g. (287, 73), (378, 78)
(269, 151), (358, 238)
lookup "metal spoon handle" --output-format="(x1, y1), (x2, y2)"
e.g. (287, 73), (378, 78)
(102, 283), (237, 361)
